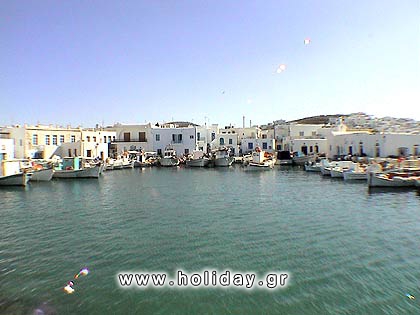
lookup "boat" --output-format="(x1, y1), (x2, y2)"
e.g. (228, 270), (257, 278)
(320, 159), (336, 176)
(53, 157), (101, 179)
(330, 161), (355, 178)
(304, 161), (321, 172)
(0, 173), (30, 186)
(275, 151), (293, 165)
(186, 151), (210, 167)
(0, 160), (30, 186)
(28, 161), (54, 181)
(160, 146), (180, 167)
(293, 153), (314, 166)
(213, 147), (234, 167)
(367, 171), (419, 188)
(243, 148), (275, 171)
(343, 164), (367, 181)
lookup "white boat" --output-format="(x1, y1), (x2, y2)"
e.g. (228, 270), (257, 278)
(243, 149), (275, 171)
(304, 161), (321, 172)
(343, 164), (367, 181)
(30, 168), (54, 181)
(186, 151), (210, 167)
(53, 157), (101, 179)
(122, 157), (134, 168)
(320, 160), (336, 176)
(213, 148), (234, 167)
(0, 160), (30, 186)
(367, 172), (417, 187)
(330, 162), (355, 178)
(160, 146), (180, 167)
(0, 173), (30, 186)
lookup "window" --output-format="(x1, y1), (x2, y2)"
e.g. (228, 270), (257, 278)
(86, 150), (92, 157)
(104, 136), (107, 143)
(52, 135), (57, 145)
(86, 136), (90, 142)
(197, 132), (201, 140)
(211, 133), (215, 141)
(315, 145), (319, 153)
(299, 131), (304, 137)
(71, 135), (76, 143)
(310, 146), (313, 153)
(262, 134), (267, 139)
(123, 132), (130, 142)
(229, 139), (233, 145)
(172, 134), (182, 143)
(68, 149), (72, 157)
(157, 149), (162, 156)
(185, 149), (189, 154)
(139, 132), (146, 142)
(60, 135), (65, 143)
(74, 149), (77, 156)
(220, 138), (225, 145)
(156, 134), (160, 141)
(32, 134), (38, 145)
(190, 135), (194, 139)
(93, 136), (96, 142)
(45, 135), (50, 145)
(108, 136), (112, 142)
(248, 143), (253, 150)
(262, 142), (267, 150)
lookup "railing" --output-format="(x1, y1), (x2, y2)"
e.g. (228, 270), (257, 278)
(171, 140), (183, 144)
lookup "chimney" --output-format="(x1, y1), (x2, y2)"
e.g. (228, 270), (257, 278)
(243, 116), (245, 128)
(249, 120), (252, 128)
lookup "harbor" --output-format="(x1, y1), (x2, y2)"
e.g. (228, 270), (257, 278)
(1, 165), (420, 314)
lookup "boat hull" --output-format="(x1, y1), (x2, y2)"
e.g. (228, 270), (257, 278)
(160, 157), (179, 167)
(243, 162), (274, 171)
(214, 157), (234, 167)
(367, 172), (415, 187)
(186, 158), (209, 167)
(330, 169), (344, 178)
(304, 165), (321, 172)
(343, 171), (367, 181)
(320, 166), (331, 176)
(53, 166), (101, 178)
(30, 169), (54, 181)
(0, 173), (30, 186)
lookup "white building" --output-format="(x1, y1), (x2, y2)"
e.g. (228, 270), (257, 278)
(196, 124), (219, 153)
(0, 131), (15, 160)
(151, 123), (197, 157)
(106, 123), (152, 157)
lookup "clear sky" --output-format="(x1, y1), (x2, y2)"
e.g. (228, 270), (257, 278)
(1, 0), (419, 127)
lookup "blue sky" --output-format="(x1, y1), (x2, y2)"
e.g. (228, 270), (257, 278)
(1, 1), (419, 127)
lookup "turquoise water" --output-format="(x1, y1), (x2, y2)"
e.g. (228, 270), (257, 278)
(1, 166), (420, 314)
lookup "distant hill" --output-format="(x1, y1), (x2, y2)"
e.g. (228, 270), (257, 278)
(288, 114), (347, 124)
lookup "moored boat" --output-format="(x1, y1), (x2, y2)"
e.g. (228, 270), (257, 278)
(53, 157), (101, 179)
(186, 151), (210, 167)
(160, 146), (180, 167)
(243, 148), (275, 171)
(213, 147), (234, 167)
(0, 160), (30, 186)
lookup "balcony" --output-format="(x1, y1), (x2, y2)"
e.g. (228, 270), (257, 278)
(112, 138), (148, 143)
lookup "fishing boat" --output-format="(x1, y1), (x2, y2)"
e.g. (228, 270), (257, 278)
(330, 161), (355, 178)
(186, 151), (210, 167)
(304, 161), (321, 172)
(53, 157), (101, 179)
(367, 171), (418, 188)
(160, 146), (180, 167)
(343, 164), (367, 181)
(27, 160), (54, 181)
(243, 148), (275, 171)
(0, 160), (30, 186)
(213, 147), (234, 167)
